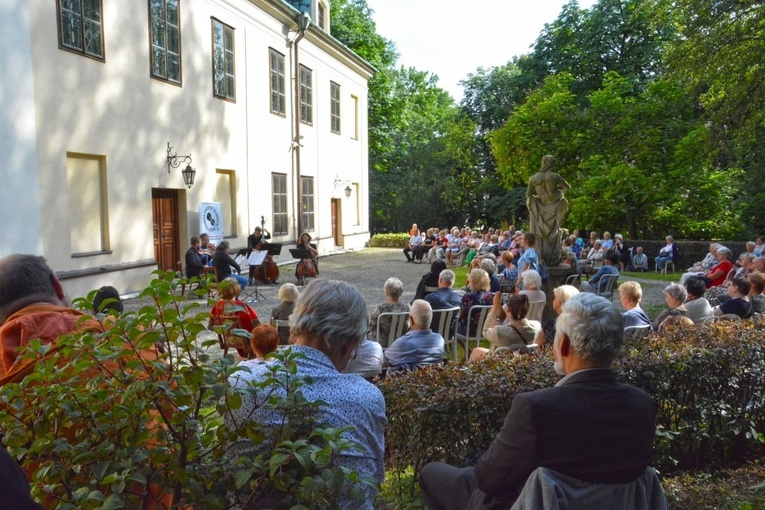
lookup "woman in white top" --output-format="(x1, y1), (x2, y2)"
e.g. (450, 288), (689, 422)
(470, 292), (541, 362)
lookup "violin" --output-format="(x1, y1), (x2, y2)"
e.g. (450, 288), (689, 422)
(254, 216), (280, 284)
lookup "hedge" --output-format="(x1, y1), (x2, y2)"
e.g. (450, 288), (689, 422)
(369, 233), (411, 248)
(379, 321), (765, 477)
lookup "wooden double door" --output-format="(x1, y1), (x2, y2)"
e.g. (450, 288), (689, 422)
(152, 189), (180, 271)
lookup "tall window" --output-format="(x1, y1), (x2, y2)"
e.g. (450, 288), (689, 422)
(57, 0), (104, 59)
(215, 170), (237, 235)
(330, 82), (341, 134)
(272, 173), (288, 235)
(269, 49), (285, 115)
(150, 0), (181, 84)
(67, 153), (109, 254)
(299, 65), (313, 125)
(301, 176), (315, 231)
(212, 19), (235, 100)
(318, 3), (326, 30)
(351, 94), (359, 140)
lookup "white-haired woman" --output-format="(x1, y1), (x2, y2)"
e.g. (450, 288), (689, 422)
(271, 283), (299, 345)
(535, 284), (579, 348)
(368, 277), (409, 347)
(516, 269), (545, 302)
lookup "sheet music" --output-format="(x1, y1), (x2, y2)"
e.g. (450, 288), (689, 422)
(247, 251), (267, 266)
(234, 254), (247, 266)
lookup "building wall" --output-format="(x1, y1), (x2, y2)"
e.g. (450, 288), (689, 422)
(4, 0), (371, 298)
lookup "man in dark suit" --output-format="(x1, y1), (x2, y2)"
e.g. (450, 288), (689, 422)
(185, 236), (204, 279)
(419, 293), (656, 510)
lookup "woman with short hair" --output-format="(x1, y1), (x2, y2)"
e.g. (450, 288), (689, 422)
(458, 269), (493, 336)
(368, 277), (409, 347)
(470, 293), (542, 361)
(714, 278), (753, 318)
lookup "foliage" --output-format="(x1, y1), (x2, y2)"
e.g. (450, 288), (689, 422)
(369, 233), (410, 248)
(380, 321), (765, 488)
(375, 466), (426, 510)
(0, 272), (373, 509)
(662, 462), (765, 510)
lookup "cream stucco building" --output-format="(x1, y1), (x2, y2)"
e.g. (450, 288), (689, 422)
(0, 0), (372, 298)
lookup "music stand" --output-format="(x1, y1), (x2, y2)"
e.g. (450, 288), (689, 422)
(290, 249), (315, 287)
(242, 251), (268, 302)
(265, 243), (283, 256)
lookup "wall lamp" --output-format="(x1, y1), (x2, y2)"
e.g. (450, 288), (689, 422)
(334, 175), (353, 198)
(166, 142), (196, 188)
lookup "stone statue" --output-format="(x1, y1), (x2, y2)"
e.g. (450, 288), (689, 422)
(527, 155), (570, 266)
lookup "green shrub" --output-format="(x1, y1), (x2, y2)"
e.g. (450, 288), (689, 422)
(0, 271), (373, 509)
(369, 233), (410, 248)
(380, 321), (765, 489)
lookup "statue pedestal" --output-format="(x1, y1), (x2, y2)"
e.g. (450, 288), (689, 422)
(540, 264), (574, 324)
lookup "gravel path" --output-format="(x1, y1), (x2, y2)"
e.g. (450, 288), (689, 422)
(124, 247), (670, 321)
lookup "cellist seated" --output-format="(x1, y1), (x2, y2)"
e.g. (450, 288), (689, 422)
(295, 232), (318, 285)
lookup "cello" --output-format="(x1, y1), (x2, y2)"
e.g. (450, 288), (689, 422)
(254, 216), (280, 284)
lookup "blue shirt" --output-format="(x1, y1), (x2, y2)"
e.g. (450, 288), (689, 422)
(518, 247), (538, 272)
(590, 264), (619, 287)
(424, 288), (462, 310)
(622, 306), (652, 329)
(384, 329), (445, 369)
(227, 345), (386, 509)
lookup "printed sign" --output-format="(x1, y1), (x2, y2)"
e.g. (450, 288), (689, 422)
(199, 202), (224, 246)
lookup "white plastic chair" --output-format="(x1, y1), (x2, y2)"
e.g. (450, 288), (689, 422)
(527, 300), (546, 323)
(624, 324), (651, 339)
(430, 307), (460, 361)
(375, 311), (410, 349)
(596, 274), (620, 302)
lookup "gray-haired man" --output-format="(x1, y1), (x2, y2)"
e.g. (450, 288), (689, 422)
(419, 293), (656, 510)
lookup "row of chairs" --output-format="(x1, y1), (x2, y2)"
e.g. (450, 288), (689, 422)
(566, 273), (620, 302)
(377, 299), (547, 364)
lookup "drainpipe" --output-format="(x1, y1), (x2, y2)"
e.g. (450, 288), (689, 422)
(294, 11), (310, 240)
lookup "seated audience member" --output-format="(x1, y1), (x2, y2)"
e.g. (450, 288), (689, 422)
(210, 279), (261, 358)
(683, 277), (714, 324)
(706, 252), (754, 301)
(185, 236), (205, 279)
(578, 240), (604, 273)
(446, 228), (468, 266)
(740, 241), (756, 260)
(680, 243), (721, 285)
(652, 284), (689, 330)
(655, 235), (675, 271)
(414, 260), (448, 301)
(429, 230), (449, 262)
(0, 255), (105, 379)
(570, 232), (584, 259)
(419, 293), (656, 510)
(714, 278), (753, 318)
(658, 315), (695, 332)
(562, 236), (575, 260)
(92, 285), (124, 316)
(613, 234), (631, 271)
(498, 231), (513, 252)
(580, 253), (619, 293)
(403, 229), (423, 263)
(384, 300), (445, 371)
(212, 241), (248, 291)
(470, 293), (541, 361)
(458, 269), (493, 336)
(702, 246), (734, 288)
(343, 336), (384, 379)
(249, 324), (279, 362)
(586, 231), (599, 250)
(417, 228), (436, 264)
(271, 283), (299, 345)
(749, 272), (765, 314)
(755, 237), (764, 257)
(480, 234), (500, 257)
(535, 284), (579, 348)
(481, 258), (501, 293)
(753, 257), (765, 273)
(619, 281), (652, 329)
(628, 246), (649, 272)
(226, 279), (385, 508)
(368, 277), (409, 347)
(517, 269), (546, 304)
(464, 231), (484, 266)
(424, 269), (462, 311)
(601, 231), (614, 251)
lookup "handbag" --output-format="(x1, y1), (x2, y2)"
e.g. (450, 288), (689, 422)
(538, 261), (550, 284)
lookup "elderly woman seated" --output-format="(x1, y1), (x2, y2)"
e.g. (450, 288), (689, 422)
(368, 277), (409, 347)
(683, 277), (714, 324)
(458, 268), (493, 336)
(481, 258), (501, 293)
(713, 278), (754, 319)
(651, 284), (689, 331)
(706, 252), (755, 301)
(469, 293), (541, 362)
(516, 269), (545, 302)
(578, 240), (604, 274)
(619, 281), (651, 329)
(701, 246), (735, 289)
(679, 243), (721, 285)
(749, 272), (765, 314)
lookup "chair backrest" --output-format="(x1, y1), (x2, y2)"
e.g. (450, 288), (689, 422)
(527, 300), (546, 322)
(509, 466), (668, 510)
(431, 307), (460, 360)
(725, 267), (737, 282)
(565, 274), (581, 287)
(463, 305), (493, 340)
(597, 274), (620, 300)
(270, 318), (291, 328)
(209, 314), (249, 357)
(424, 286), (439, 294)
(376, 311), (410, 348)
(624, 324), (651, 339)
(492, 344), (537, 357)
